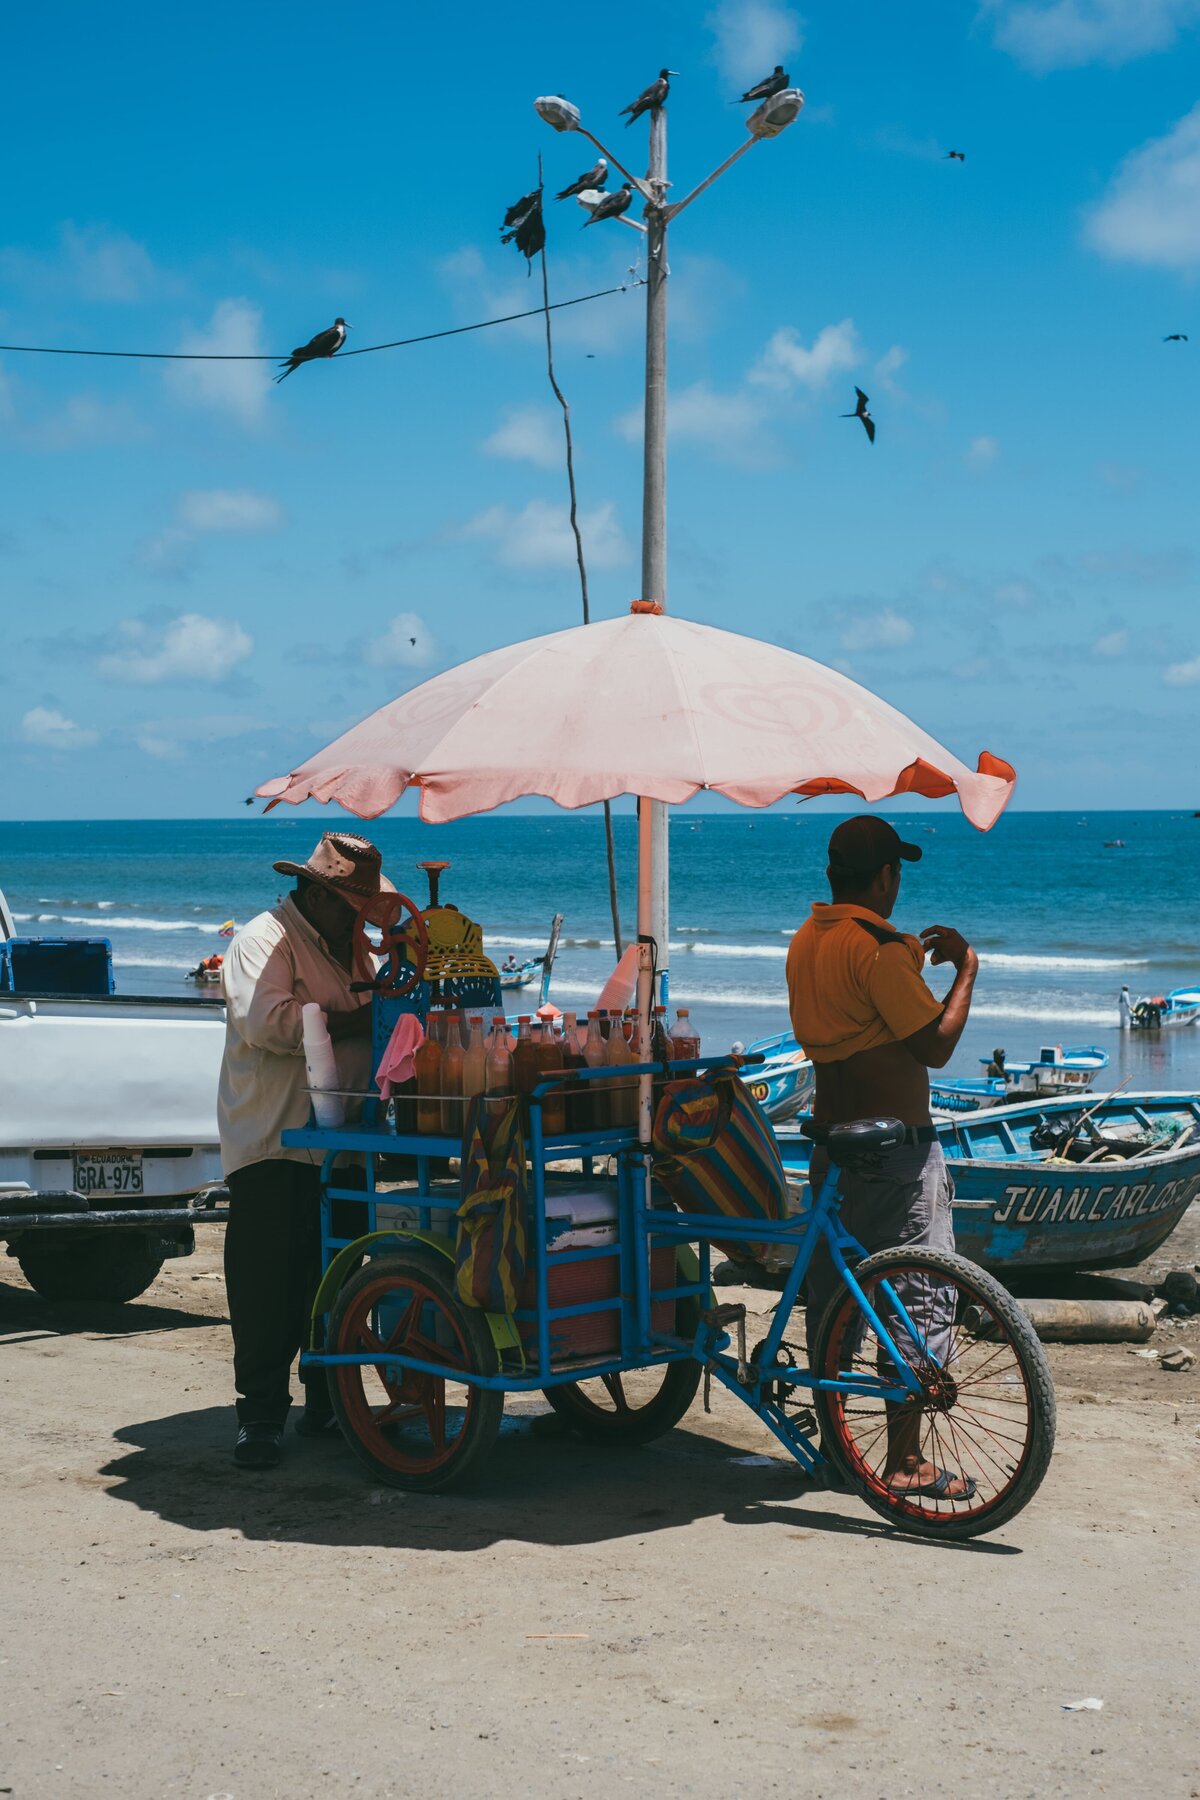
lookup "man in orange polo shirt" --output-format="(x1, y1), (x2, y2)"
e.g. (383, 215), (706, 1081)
(786, 815), (979, 1500)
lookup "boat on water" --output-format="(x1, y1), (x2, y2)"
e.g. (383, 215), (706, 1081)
(732, 1028), (814, 1123)
(930, 1043), (1109, 1115)
(498, 915), (563, 1001)
(777, 1091), (1200, 1275)
(1119, 984), (1200, 1031)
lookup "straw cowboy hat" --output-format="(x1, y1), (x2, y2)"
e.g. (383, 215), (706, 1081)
(273, 832), (395, 911)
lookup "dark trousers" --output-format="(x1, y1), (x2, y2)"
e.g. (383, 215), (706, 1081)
(224, 1159), (329, 1426)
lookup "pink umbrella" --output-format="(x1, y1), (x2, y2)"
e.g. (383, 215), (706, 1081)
(258, 605), (1015, 1141)
(259, 607), (1013, 828)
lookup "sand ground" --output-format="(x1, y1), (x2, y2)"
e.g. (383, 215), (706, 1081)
(2, 1213), (1198, 1800)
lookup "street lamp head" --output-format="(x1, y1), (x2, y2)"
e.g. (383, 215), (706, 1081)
(534, 95), (581, 133)
(746, 86), (805, 139)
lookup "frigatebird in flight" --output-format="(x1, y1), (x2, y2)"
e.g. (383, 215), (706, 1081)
(582, 184), (633, 226)
(275, 318), (349, 383)
(500, 188), (546, 263)
(946, 150), (966, 161)
(1164, 333), (1188, 342)
(621, 69), (677, 125)
(841, 387), (875, 444)
(557, 158), (608, 200)
(736, 65), (788, 103)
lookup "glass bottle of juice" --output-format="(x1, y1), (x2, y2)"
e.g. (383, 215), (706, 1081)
(652, 1004), (671, 1064)
(462, 1013), (487, 1121)
(671, 1007), (700, 1061)
(534, 1016), (566, 1135)
(414, 1012), (443, 1135)
(441, 1011), (465, 1137)
(512, 1016), (538, 1121)
(560, 1010), (583, 1130)
(583, 1010), (609, 1129)
(605, 1005), (636, 1128)
(485, 1016), (512, 1115)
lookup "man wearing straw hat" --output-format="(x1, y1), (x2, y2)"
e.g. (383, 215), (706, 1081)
(218, 832), (390, 1470)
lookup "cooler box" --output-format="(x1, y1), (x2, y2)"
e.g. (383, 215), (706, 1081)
(519, 1183), (677, 1364)
(3, 936), (114, 997)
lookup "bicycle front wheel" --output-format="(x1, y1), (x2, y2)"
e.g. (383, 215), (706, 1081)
(813, 1248), (1055, 1540)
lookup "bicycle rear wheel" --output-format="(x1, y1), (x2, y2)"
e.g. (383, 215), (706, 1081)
(813, 1249), (1055, 1540)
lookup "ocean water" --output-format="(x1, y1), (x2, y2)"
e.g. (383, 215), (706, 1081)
(3, 811), (1200, 1092)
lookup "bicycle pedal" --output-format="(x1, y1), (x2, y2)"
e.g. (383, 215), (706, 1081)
(702, 1303), (747, 1330)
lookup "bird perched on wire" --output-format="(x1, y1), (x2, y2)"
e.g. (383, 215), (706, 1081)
(556, 157), (607, 200)
(736, 65), (788, 103)
(275, 318), (349, 383)
(500, 188), (546, 264)
(621, 69), (677, 125)
(945, 149), (966, 162)
(582, 183), (633, 227)
(841, 387), (875, 443)
(1163, 333), (1189, 342)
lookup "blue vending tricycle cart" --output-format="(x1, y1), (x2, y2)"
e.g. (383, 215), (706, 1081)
(289, 1018), (1055, 1540)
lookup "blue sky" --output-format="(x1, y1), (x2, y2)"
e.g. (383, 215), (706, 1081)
(3, 0), (1198, 820)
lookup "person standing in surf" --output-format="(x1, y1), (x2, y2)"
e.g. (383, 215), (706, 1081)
(786, 816), (979, 1499)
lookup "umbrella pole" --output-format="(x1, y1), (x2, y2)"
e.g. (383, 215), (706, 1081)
(636, 796), (655, 1151)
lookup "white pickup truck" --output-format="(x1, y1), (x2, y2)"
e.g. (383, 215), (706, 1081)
(0, 885), (227, 1303)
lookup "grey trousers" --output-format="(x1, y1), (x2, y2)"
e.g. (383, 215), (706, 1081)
(804, 1141), (956, 1368)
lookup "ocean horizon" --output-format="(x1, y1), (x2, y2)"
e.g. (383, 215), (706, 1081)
(3, 809), (1199, 1091)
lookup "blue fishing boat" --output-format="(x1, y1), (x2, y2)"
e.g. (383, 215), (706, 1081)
(777, 1091), (1200, 1274)
(733, 1028), (814, 1123)
(930, 1043), (1109, 1114)
(1119, 984), (1200, 1031)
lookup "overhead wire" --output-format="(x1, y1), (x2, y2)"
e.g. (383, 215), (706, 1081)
(0, 281), (643, 364)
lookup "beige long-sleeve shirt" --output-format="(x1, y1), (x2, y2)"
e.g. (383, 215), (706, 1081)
(217, 897), (373, 1177)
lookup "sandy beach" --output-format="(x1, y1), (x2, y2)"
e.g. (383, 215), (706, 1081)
(2, 1214), (1197, 1800)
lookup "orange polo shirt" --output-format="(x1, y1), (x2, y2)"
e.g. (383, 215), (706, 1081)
(786, 903), (943, 1065)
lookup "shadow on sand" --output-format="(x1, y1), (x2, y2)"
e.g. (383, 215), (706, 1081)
(0, 1275), (225, 1341)
(99, 1403), (1019, 1557)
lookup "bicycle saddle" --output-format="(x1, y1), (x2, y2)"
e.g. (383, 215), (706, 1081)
(800, 1116), (906, 1156)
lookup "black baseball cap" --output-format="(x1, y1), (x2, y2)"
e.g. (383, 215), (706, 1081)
(827, 816), (922, 879)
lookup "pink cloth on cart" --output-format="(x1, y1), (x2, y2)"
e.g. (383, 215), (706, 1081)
(374, 1013), (426, 1099)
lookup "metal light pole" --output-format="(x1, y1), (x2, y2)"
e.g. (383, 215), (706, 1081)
(535, 84), (805, 1049)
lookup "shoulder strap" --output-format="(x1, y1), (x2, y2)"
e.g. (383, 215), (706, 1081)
(851, 916), (907, 949)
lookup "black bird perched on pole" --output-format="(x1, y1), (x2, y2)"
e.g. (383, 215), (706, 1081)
(945, 149), (966, 161)
(500, 187), (546, 264)
(1164, 333), (1188, 342)
(275, 318), (349, 383)
(841, 386), (875, 444)
(620, 69), (677, 125)
(736, 65), (788, 103)
(582, 183), (633, 227)
(556, 157), (608, 200)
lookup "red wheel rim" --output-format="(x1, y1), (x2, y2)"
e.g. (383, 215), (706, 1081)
(334, 1273), (477, 1475)
(820, 1262), (1036, 1526)
(555, 1365), (673, 1421)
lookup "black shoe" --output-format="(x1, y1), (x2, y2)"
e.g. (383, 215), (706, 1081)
(293, 1407), (340, 1439)
(233, 1421), (284, 1469)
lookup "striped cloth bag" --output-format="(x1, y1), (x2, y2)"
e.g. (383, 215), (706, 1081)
(454, 1093), (528, 1312)
(651, 1074), (787, 1263)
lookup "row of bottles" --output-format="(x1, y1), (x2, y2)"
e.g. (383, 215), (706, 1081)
(408, 1004), (700, 1138)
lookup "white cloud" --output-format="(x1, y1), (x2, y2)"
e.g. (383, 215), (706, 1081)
(141, 487), (284, 574)
(19, 707), (99, 751)
(134, 712), (263, 760)
(461, 498), (631, 572)
(986, 0), (1200, 71)
(1092, 628), (1129, 656)
(163, 298), (270, 427)
(0, 363), (147, 452)
(616, 381), (774, 464)
(750, 319), (863, 391)
(98, 613), (254, 684)
(483, 406), (562, 470)
(365, 613), (437, 669)
(966, 434), (1001, 469)
(873, 346), (909, 394)
(1084, 103), (1200, 270)
(840, 609), (915, 652)
(439, 246), (640, 357)
(0, 221), (171, 303)
(1164, 655), (1200, 686)
(707, 0), (804, 90)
